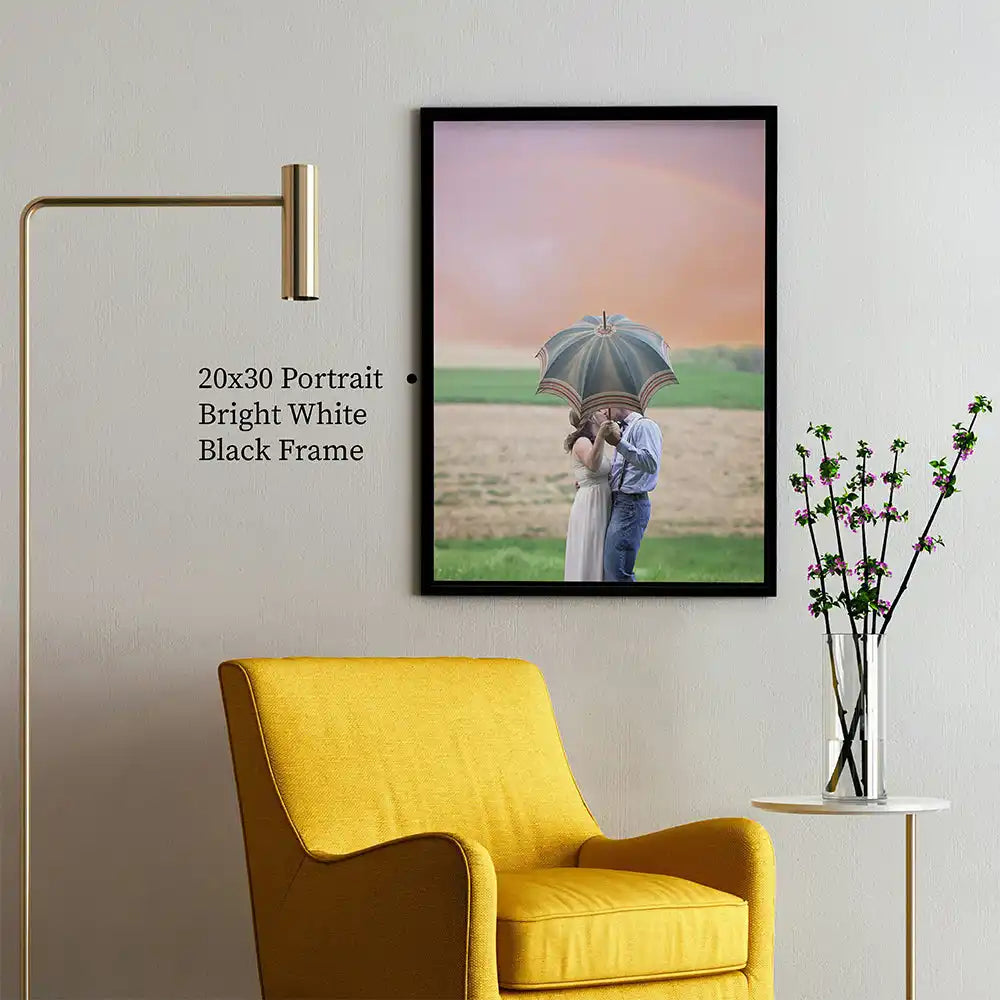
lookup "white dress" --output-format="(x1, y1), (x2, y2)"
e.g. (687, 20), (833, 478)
(564, 447), (612, 582)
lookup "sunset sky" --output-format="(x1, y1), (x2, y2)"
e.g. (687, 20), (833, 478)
(433, 118), (766, 366)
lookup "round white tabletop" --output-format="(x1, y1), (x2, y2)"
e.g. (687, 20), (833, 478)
(752, 795), (949, 997)
(751, 795), (950, 816)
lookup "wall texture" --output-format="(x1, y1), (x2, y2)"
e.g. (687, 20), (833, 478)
(2, 1), (998, 997)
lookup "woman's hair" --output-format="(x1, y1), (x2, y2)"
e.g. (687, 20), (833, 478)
(564, 409), (596, 452)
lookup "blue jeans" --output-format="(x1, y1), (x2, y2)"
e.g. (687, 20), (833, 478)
(603, 493), (651, 582)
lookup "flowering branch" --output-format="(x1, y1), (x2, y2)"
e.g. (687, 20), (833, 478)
(877, 397), (992, 637)
(857, 442), (872, 635)
(793, 447), (863, 795)
(811, 427), (865, 685)
(873, 442), (908, 617)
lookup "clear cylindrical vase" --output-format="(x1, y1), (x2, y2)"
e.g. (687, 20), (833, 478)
(822, 633), (886, 801)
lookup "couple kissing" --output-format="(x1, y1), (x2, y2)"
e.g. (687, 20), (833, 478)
(563, 406), (663, 583)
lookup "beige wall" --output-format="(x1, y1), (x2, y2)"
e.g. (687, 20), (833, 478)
(2, 1), (998, 997)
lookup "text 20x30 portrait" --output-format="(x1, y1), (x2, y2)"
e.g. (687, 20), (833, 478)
(197, 366), (385, 391)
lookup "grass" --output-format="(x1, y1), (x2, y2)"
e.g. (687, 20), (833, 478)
(434, 534), (765, 583)
(435, 364), (763, 410)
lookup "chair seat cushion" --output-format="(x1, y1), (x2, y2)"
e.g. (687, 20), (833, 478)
(496, 866), (749, 990)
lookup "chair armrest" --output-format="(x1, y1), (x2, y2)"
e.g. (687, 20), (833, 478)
(260, 832), (500, 1000)
(578, 818), (774, 1000)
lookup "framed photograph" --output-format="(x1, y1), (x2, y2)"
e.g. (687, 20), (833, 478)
(420, 106), (776, 596)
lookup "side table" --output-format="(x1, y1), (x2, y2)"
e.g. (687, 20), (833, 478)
(751, 795), (950, 1000)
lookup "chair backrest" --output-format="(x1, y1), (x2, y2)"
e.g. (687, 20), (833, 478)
(219, 657), (600, 873)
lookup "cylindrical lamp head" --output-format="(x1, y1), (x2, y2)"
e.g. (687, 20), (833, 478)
(282, 164), (318, 300)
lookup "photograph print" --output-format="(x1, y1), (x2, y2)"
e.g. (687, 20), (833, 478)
(421, 106), (776, 596)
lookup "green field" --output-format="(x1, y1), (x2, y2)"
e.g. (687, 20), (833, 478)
(434, 535), (764, 583)
(435, 363), (763, 410)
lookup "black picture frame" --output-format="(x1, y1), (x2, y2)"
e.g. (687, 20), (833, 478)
(420, 106), (777, 597)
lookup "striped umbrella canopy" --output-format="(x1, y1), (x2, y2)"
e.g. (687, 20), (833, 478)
(535, 312), (678, 417)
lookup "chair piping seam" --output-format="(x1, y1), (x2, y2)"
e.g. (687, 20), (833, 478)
(498, 898), (748, 922)
(497, 962), (748, 990)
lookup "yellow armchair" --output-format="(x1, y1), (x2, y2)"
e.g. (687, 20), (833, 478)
(220, 657), (774, 1000)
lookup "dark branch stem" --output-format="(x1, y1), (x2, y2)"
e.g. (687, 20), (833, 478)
(860, 452), (870, 635)
(821, 441), (863, 654)
(820, 439), (866, 795)
(873, 450), (899, 616)
(857, 450), (871, 794)
(801, 455), (863, 795)
(878, 411), (979, 638)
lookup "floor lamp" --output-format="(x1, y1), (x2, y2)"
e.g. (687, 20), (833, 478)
(17, 164), (319, 1000)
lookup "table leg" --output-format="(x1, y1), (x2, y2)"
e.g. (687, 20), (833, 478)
(906, 813), (915, 999)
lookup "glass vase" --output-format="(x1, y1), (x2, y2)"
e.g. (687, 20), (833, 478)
(822, 633), (886, 801)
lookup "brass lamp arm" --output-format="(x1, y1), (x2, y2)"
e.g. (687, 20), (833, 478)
(22, 195), (283, 214)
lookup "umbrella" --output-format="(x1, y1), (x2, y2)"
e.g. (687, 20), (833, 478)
(535, 311), (678, 416)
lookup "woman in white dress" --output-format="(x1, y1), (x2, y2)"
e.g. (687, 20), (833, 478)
(563, 410), (613, 582)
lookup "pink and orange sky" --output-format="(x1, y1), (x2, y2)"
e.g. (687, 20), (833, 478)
(433, 119), (766, 366)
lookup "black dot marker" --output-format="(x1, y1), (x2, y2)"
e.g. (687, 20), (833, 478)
(406, 373), (418, 384)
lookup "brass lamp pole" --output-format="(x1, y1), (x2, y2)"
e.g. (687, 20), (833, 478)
(17, 163), (318, 1000)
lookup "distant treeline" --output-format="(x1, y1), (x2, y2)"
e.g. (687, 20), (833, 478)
(672, 345), (765, 375)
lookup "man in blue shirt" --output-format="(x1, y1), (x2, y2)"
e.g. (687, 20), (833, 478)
(600, 407), (663, 582)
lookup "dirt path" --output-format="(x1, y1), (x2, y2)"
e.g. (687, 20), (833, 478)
(434, 404), (764, 540)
